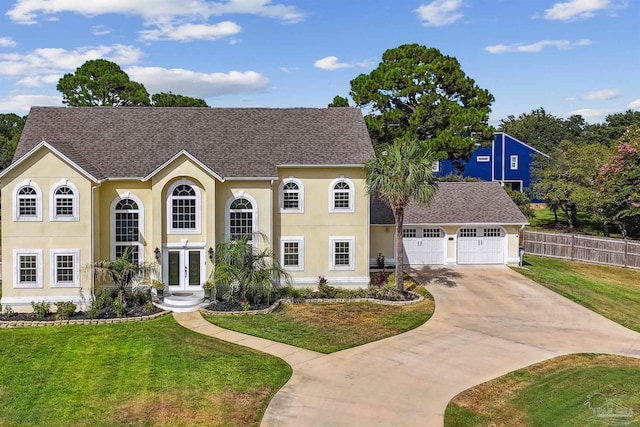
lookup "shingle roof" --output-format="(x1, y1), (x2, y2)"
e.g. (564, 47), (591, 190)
(371, 182), (529, 225)
(15, 107), (374, 180)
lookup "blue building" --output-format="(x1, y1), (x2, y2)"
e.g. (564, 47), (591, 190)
(435, 132), (551, 200)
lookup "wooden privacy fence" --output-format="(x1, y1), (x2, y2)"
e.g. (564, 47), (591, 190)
(524, 230), (640, 269)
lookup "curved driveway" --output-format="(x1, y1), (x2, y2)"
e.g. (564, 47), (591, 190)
(260, 266), (640, 427)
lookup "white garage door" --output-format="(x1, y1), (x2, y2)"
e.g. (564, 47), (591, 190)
(403, 228), (445, 265)
(457, 227), (505, 265)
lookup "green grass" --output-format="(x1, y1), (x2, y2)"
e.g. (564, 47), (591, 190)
(445, 354), (640, 427)
(204, 289), (435, 353)
(528, 208), (611, 237)
(514, 255), (640, 332)
(0, 316), (291, 427)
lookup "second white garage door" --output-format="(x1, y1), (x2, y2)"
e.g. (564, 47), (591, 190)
(457, 227), (505, 264)
(403, 227), (445, 265)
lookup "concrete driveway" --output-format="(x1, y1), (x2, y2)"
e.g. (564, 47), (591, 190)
(261, 266), (640, 427)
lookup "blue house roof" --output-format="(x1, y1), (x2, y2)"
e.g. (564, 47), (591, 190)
(436, 132), (550, 202)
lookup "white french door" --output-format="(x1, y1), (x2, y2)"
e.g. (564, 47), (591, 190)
(165, 248), (205, 291)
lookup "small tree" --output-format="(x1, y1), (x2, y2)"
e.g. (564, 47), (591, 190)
(210, 234), (289, 306)
(365, 136), (438, 293)
(91, 247), (158, 305)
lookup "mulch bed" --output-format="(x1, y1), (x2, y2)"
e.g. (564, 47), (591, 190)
(0, 305), (163, 322)
(204, 301), (273, 312)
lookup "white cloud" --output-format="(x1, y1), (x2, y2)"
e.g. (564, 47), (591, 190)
(16, 74), (60, 87)
(0, 44), (143, 79)
(7, 0), (305, 24)
(139, 21), (241, 41)
(414, 0), (463, 27)
(629, 99), (640, 110)
(544, 0), (625, 21)
(125, 66), (269, 98)
(91, 25), (111, 36)
(568, 107), (617, 118)
(485, 39), (591, 53)
(585, 89), (621, 100)
(313, 56), (353, 71)
(0, 37), (17, 48)
(0, 94), (62, 113)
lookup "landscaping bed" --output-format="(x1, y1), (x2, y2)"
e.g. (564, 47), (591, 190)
(0, 288), (163, 323)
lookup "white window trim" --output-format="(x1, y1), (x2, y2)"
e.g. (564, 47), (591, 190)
(328, 177), (355, 213)
(13, 179), (43, 222)
(49, 179), (80, 222)
(13, 249), (43, 289)
(225, 192), (259, 243)
(110, 193), (145, 261)
(279, 177), (304, 213)
(510, 155), (519, 170)
(280, 237), (304, 271)
(431, 161), (440, 172)
(167, 179), (202, 235)
(329, 236), (355, 271)
(477, 156), (490, 163)
(50, 249), (80, 288)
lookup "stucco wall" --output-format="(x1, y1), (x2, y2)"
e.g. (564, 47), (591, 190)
(273, 167), (370, 287)
(1, 149), (94, 310)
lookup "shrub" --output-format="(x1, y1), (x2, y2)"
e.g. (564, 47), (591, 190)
(318, 278), (339, 299)
(372, 270), (390, 287)
(144, 300), (155, 312)
(126, 287), (151, 306)
(369, 284), (405, 301)
(31, 301), (51, 319)
(94, 288), (115, 310)
(2, 305), (15, 317)
(54, 301), (77, 320)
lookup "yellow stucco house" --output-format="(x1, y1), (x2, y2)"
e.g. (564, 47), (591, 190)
(1, 107), (374, 311)
(1, 106), (528, 312)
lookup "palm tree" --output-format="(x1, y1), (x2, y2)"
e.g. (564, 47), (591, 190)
(365, 136), (438, 292)
(91, 247), (158, 305)
(210, 233), (290, 306)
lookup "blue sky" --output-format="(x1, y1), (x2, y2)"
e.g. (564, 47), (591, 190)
(0, 0), (637, 125)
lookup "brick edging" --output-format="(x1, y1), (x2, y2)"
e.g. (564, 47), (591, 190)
(0, 310), (171, 328)
(200, 291), (424, 316)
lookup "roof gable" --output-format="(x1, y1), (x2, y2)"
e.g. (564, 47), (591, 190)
(0, 140), (99, 182)
(15, 107), (374, 180)
(495, 132), (552, 158)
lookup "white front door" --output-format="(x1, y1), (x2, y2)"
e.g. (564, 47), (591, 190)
(166, 248), (204, 291)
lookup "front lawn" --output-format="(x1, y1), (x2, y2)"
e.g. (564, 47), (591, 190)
(0, 316), (291, 427)
(514, 255), (640, 332)
(528, 208), (611, 237)
(204, 286), (434, 354)
(445, 354), (640, 427)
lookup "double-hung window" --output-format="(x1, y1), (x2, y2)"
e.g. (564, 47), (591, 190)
(112, 197), (142, 264)
(13, 249), (43, 288)
(329, 237), (355, 271)
(51, 249), (80, 288)
(280, 178), (304, 213)
(281, 237), (304, 271)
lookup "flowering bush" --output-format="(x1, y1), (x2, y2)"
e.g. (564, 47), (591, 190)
(596, 125), (640, 237)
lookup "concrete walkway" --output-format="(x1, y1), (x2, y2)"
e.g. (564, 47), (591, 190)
(175, 266), (640, 427)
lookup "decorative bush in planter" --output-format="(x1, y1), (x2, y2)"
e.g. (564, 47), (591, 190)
(152, 280), (165, 300)
(203, 281), (215, 301)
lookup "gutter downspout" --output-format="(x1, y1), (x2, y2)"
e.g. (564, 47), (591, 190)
(90, 182), (101, 301)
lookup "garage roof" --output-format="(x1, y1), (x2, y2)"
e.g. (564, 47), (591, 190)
(371, 181), (529, 225)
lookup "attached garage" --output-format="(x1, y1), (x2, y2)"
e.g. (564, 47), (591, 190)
(370, 182), (529, 267)
(403, 227), (446, 265)
(457, 227), (506, 264)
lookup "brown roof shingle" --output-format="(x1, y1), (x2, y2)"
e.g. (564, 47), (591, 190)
(371, 182), (529, 225)
(15, 106), (374, 180)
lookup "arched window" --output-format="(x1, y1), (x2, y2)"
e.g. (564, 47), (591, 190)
(111, 195), (143, 264)
(13, 180), (42, 221)
(167, 180), (201, 234)
(50, 180), (79, 221)
(329, 177), (355, 213)
(279, 177), (304, 213)
(226, 194), (258, 244)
